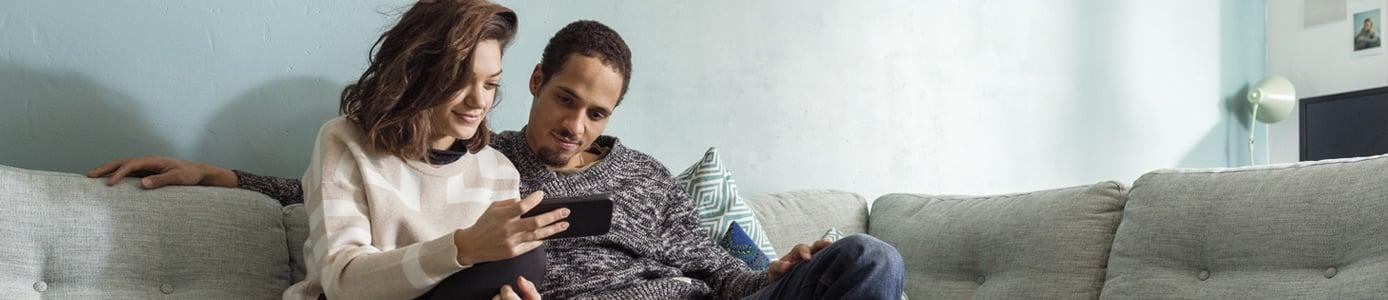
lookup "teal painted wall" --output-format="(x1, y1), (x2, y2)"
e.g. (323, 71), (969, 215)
(1, 1), (1265, 199)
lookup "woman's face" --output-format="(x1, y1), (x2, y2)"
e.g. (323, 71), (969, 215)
(431, 39), (503, 147)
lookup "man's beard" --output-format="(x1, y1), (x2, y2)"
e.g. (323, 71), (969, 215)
(536, 147), (573, 167)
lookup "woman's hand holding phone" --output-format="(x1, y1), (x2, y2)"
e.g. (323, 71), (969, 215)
(454, 191), (570, 265)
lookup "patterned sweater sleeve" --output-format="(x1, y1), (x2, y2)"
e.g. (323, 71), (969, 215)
(232, 169), (304, 206)
(298, 122), (468, 300)
(655, 179), (769, 299)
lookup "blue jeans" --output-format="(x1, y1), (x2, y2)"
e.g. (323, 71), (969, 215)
(744, 234), (906, 300)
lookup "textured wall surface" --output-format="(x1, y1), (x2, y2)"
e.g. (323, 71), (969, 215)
(1, 0), (1265, 199)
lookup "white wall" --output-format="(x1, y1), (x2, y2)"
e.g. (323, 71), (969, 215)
(2, 0), (1266, 201)
(1266, 0), (1388, 163)
(496, 0), (1267, 199)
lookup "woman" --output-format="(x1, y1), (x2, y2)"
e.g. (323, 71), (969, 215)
(90, 1), (556, 298)
(270, 1), (556, 299)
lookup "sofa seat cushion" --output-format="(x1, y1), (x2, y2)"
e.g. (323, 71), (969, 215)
(0, 165), (291, 298)
(1102, 155), (1388, 298)
(871, 182), (1127, 299)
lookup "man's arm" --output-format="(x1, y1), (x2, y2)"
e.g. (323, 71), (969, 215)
(654, 181), (769, 300)
(87, 156), (305, 206)
(233, 169), (304, 206)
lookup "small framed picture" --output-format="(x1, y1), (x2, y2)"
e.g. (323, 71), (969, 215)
(1350, 0), (1383, 56)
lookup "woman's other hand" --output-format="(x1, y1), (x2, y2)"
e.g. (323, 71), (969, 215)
(493, 276), (541, 300)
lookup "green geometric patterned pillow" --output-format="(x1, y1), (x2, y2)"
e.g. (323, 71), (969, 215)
(675, 147), (777, 259)
(820, 228), (845, 242)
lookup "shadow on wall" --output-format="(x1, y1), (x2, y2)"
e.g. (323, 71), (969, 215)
(1178, 86), (1250, 168)
(1179, 0), (1263, 168)
(1068, 1), (1121, 179)
(195, 77), (341, 179)
(0, 61), (172, 173)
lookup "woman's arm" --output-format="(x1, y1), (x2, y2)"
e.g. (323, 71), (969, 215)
(302, 120), (568, 300)
(302, 126), (469, 300)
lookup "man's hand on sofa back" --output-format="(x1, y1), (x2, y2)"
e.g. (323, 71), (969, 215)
(86, 156), (238, 189)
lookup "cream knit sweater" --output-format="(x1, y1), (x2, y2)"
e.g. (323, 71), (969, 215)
(283, 117), (520, 300)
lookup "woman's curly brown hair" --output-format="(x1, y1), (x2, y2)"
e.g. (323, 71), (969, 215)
(340, 0), (517, 160)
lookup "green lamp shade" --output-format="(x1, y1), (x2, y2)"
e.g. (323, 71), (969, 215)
(1247, 76), (1297, 123)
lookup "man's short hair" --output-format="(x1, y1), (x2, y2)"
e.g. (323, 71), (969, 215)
(539, 20), (633, 104)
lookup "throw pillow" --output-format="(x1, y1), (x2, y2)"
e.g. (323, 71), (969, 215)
(675, 147), (776, 258)
(718, 222), (772, 270)
(821, 228), (845, 242)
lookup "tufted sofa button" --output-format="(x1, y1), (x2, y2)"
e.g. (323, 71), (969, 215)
(1197, 270), (1210, 281)
(975, 275), (985, 284)
(1325, 267), (1338, 279)
(160, 283), (174, 294)
(33, 281), (47, 292)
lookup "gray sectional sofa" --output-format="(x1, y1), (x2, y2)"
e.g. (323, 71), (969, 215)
(3, 154), (1386, 299)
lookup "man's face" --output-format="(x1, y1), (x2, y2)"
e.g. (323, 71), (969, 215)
(525, 54), (625, 167)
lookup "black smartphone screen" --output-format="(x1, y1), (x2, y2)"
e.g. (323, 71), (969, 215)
(520, 193), (614, 239)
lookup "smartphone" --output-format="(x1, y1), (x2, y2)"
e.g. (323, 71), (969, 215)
(520, 193), (614, 240)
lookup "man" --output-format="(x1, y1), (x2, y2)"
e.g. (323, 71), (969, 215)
(1356, 17), (1380, 51)
(89, 20), (905, 299)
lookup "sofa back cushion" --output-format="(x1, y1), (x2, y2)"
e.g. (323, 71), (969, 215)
(0, 165), (292, 298)
(871, 182), (1127, 299)
(1102, 155), (1388, 298)
(744, 190), (869, 253)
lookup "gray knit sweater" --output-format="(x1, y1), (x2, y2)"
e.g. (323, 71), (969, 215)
(492, 130), (769, 299)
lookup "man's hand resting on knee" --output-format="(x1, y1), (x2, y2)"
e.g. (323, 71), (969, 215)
(767, 239), (834, 282)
